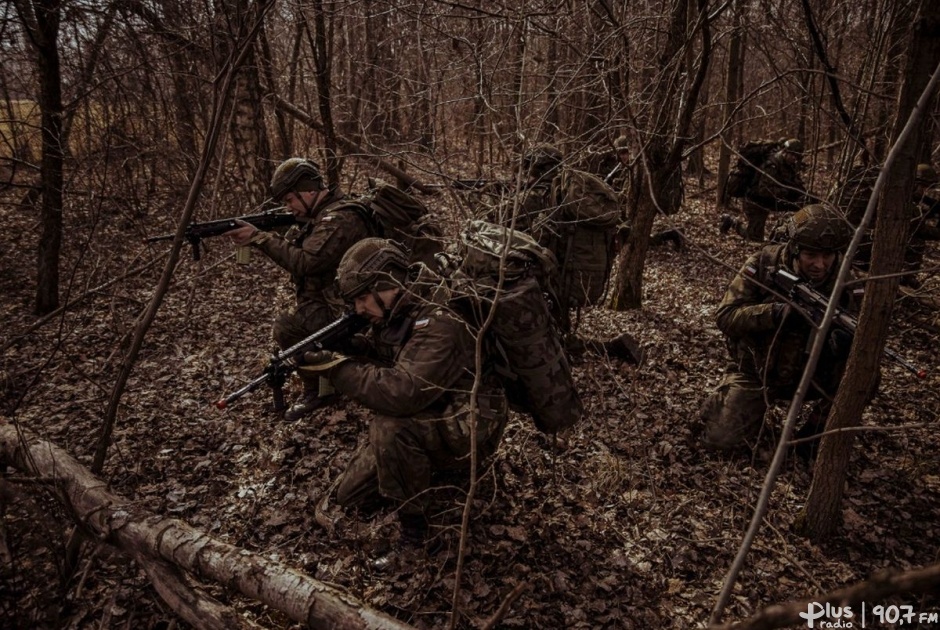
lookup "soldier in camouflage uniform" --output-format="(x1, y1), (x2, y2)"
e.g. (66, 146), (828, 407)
(303, 238), (508, 546)
(721, 138), (811, 242)
(226, 158), (372, 421)
(488, 143), (563, 232)
(701, 204), (862, 452)
(604, 135), (633, 191)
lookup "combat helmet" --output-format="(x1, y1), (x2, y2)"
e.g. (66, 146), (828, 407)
(915, 163), (938, 185)
(613, 135), (630, 152)
(270, 158), (323, 201)
(786, 204), (852, 253)
(783, 138), (804, 156)
(336, 238), (410, 300)
(522, 143), (563, 177)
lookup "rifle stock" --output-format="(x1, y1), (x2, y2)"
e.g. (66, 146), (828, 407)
(144, 209), (296, 260)
(215, 312), (370, 411)
(772, 268), (926, 378)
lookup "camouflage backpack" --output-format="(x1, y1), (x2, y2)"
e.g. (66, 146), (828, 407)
(542, 168), (622, 310)
(439, 220), (583, 434)
(725, 140), (783, 200)
(357, 178), (444, 266)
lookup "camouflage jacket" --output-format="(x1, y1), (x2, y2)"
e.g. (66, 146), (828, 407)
(716, 244), (861, 387)
(249, 191), (372, 308)
(487, 180), (552, 233)
(331, 266), (504, 419)
(745, 153), (808, 213)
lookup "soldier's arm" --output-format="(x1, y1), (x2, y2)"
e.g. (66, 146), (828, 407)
(251, 209), (370, 277)
(330, 310), (476, 416)
(715, 257), (780, 336)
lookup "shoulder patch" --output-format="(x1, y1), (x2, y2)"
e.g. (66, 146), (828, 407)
(414, 317), (431, 330)
(744, 264), (758, 277)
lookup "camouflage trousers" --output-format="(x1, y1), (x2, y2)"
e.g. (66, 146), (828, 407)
(738, 202), (769, 242)
(336, 388), (508, 516)
(698, 371), (834, 450)
(273, 299), (338, 391)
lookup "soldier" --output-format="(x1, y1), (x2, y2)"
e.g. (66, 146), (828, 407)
(604, 134), (632, 190)
(225, 158), (373, 421)
(701, 204), (861, 454)
(493, 143), (564, 232)
(302, 238), (508, 548)
(721, 138), (811, 242)
(903, 163), (940, 288)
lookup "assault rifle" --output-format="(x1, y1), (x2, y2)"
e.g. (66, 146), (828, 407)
(604, 162), (623, 185)
(215, 312), (369, 411)
(772, 268), (926, 378)
(422, 179), (512, 196)
(144, 209), (296, 260)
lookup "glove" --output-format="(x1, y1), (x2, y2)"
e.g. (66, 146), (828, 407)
(827, 328), (854, 359)
(297, 350), (349, 373)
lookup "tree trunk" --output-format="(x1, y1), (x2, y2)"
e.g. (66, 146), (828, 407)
(800, 9), (940, 542)
(310, 0), (341, 184)
(221, 0), (272, 200)
(0, 423), (415, 630)
(609, 0), (710, 310)
(258, 23), (292, 157)
(715, 0), (743, 208)
(16, 0), (65, 315)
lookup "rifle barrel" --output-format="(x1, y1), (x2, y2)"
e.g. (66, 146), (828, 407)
(773, 269), (926, 378)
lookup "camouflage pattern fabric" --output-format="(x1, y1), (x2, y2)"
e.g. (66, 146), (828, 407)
(738, 152), (808, 241)
(487, 276), (582, 433)
(331, 267), (508, 515)
(488, 181), (552, 233)
(699, 243), (860, 449)
(253, 192), (371, 386)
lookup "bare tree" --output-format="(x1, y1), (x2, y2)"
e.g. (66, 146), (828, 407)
(609, 0), (712, 310)
(800, 8), (940, 542)
(14, 0), (64, 315)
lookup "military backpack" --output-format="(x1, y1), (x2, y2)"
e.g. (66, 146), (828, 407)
(438, 220), (583, 434)
(725, 140), (783, 200)
(542, 169), (622, 310)
(356, 178), (444, 266)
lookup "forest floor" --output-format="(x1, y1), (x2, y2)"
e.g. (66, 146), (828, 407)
(1, 167), (939, 629)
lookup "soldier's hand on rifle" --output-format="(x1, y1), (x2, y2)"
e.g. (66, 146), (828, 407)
(225, 219), (259, 246)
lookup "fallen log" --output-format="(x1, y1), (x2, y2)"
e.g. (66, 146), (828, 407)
(0, 422), (413, 630)
(708, 563), (940, 630)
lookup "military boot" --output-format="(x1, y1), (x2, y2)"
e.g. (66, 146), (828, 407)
(283, 377), (336, 422)
(719, 214), (735, 235)
(370, 512), (441, 573)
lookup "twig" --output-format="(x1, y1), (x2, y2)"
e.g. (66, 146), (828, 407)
(480, 582), (528, 630)
(709, 563), (940, 630)
(788, 422), (929, 445)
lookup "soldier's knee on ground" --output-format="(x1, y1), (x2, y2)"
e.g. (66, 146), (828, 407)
(336, 445), (380, 509)
(699, 380), (767, 450)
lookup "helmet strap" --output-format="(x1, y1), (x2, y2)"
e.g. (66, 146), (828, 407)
(371, 286), (401, 321)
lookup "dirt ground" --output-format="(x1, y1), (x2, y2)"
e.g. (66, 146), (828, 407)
(1, 168), (939, 629)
